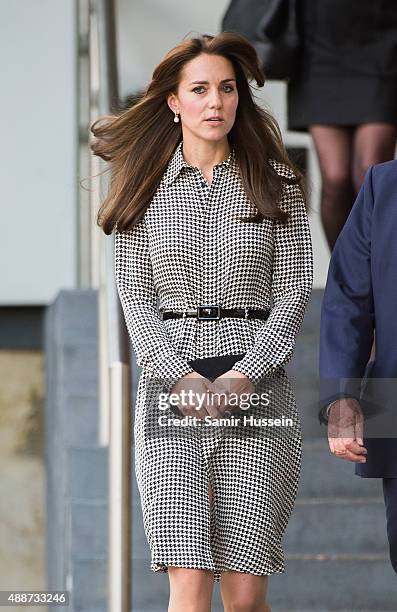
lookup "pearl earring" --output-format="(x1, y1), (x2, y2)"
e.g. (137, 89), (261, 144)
(173, 112), (180, 123)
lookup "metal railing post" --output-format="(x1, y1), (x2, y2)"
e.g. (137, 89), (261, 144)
(88, 1), (132, 610)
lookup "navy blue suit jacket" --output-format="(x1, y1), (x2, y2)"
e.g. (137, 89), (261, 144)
(320, 160), (397, 478)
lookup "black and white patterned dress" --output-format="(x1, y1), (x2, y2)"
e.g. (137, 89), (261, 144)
(114, 141), (313, 582)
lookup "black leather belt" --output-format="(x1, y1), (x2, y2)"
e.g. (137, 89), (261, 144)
(160, 305), (270, 321)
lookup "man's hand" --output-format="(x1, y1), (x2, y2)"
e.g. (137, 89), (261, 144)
(327, 397), (367, 463)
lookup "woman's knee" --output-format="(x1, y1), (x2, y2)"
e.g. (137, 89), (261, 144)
(220, 572), (269, 612)
(321, 169), (352, 203)
(352, 156), (379, 192)
(352, 123), (397, 190)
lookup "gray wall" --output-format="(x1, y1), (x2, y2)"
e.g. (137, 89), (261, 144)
(116, 0), (329, 288)
(0, 0), (78, 305)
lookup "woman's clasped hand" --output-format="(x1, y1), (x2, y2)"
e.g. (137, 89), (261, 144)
(170, 371), (255, 420)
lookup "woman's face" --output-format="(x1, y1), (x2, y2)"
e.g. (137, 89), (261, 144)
(168, 53), (239, 144)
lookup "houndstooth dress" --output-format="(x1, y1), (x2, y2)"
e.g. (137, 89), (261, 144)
(114, 141), (313, 582)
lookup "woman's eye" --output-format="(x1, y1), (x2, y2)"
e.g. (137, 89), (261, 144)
(192, 85), (235, 94)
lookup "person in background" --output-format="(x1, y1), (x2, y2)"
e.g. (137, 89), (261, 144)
(288, 0), (397, 251)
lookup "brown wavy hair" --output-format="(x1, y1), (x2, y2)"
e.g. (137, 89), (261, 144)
(90, 31), (306, 235)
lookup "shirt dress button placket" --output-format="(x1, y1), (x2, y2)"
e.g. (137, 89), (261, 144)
(194, 167), (221, 356)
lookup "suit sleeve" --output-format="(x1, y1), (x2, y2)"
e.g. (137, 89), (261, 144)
(319, 165), (375, 423)
(232, 181), (313, 385)
(114, 219), (194, 385)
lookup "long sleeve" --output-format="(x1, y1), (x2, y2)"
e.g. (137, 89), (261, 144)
(232, 181), (313, 385)
(318, 165), (375, 423)
(114, 219), (194, 385)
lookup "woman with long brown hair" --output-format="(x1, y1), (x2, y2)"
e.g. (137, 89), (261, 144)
(91, 31), (313, 612)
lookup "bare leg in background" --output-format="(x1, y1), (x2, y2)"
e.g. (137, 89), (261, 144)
(351, 122), (397, 192)
(309, 125), (355, 251)
(310, 122), (397, 252)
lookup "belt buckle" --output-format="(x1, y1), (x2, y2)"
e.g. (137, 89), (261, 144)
(197, 305), (220, 320)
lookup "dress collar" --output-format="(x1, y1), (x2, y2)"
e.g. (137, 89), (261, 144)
(164, 141), (237, 187)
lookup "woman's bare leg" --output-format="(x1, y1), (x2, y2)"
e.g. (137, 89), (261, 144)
(351, 122), (397, 192)
(167, 482), (215, 611)
(168, 567), (215, 612)
(220, 570), (271, 611)
(309, 125), (355, 251)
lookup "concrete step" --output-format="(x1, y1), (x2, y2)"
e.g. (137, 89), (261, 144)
(284, 498), (388, 554)
(269, 557), (397, 610)
(70, 495), (389, 562)
(131, 556), (397, 612)
(299, 440), (382, 498)
(69, 491), (393, 611)
(71, 554), (397, 612)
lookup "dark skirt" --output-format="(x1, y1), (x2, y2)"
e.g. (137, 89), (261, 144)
(188, 353), (245, 381)
(287, 0), (397, 132)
